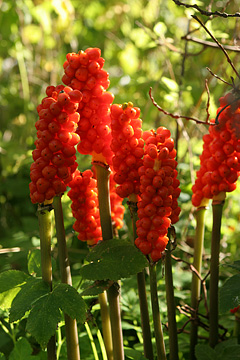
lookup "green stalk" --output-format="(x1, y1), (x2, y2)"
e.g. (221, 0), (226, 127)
(209, 199), (225, 348)
(149, 262), (166, 360)
(165, 238), (179, 360)
(53, 196), (80, 360)
(85, 322), (100, 360)
(94, 162), (124, 360)
(190, 206), (208, 359)
(128, 199), (154, 360)
(38, 203), (56, 360)
(98, 292), (113, 360)
(234, 312), (240, 344)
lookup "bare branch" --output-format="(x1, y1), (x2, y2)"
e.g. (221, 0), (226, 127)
(206, 67), (233, 86)
(149, 87), (211, 125)
(192, 15), (240, 80)
(182, 35), (240, 52)
(172, 0), (240, 18)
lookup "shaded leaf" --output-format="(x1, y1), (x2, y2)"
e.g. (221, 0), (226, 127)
(219, 274), (240, 314)
(9, 337), (34, 360)
(27, 250), (42, 277)
(0, 270), (29, 293)
(10, 278), (50, 322)
(195, 344), (216, 360)
(80, 280), (111, 297)
(218, 345), (240, 360)
(223, 261), (240, 273)
(52, 283), (87, 323)
(124, 347), (148, 360)
(26, 293), (62, 348)
(80, 239), (148, 281)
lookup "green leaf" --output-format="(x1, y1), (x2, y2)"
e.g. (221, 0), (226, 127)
(51, 284), (87, 323)
(218, 345), (240, 360)
(124, 347), (148, 360)
(0, 288), (21, 310)
(195, 344), (216, 360)
(27, 250), (42, 277)
(0, 270), (29, 293)
(219, 274), (240, 313)
(80, 239), (148, 281)
(0, 353), (6, 360)
(80, 280), (111, 297)
(9, 337), (34, 360)
(26, 292), (62, 348)
(10, 278), (50, 322)
(223, 261), (240, 272)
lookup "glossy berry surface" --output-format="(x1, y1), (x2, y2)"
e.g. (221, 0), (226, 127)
(29, 85), (82, 204)
(135, 127), (181, 262)
(192, 91), (240, 207)
(62, 48), (114, 165)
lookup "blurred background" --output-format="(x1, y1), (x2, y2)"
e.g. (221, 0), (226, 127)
(0, 0), (240, 356)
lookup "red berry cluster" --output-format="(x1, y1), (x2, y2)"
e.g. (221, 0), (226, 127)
(62, 47), (114, 165)
(110, 102), (144, 198)
(109, 173), (125, 229)
(230, 305), (240, 314)
(29, 85), (82, 204)
(135, 127), (181, 262)
(192, 92), (240, 207)
(68, 169), (102, 246)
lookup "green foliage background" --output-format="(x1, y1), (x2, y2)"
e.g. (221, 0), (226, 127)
(1, 0), (240, 358)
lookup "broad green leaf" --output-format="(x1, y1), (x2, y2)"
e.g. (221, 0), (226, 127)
(27, 249), (56, 277)
(0, 288), (21, 310)
(219, 274), (240, 314)
(51, 284), (87, 323)
(124, 347), (148, 360)
(10, 278), (50, 322)
(26, 293), (62, 348)
(80, 239), (148, 281)
(9, 337), (34, 360)
(80, 280), (111, 297)
(0, 270), (29, 293)
(0, 353), (6, 360)
(27, 250), (42, 277)
(218, 345), (240, 360)
(195, 344), (216, 360)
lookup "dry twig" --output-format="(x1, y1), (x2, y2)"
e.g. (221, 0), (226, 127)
(172, 0), (240, 18)
(149, 87), (211, 125)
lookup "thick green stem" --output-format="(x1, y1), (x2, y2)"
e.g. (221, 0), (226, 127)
(234, 313), (240, 344)
(165, 239), (179, 360)
(129, 200), (154, 360)
(94, 162), (124, 360)
(190, 207), (207, 359)
(38, 204), (56, 360)
(149, 262), (166, 360)
(209, 200), (224, 348)
(98, 292), (113, 360)
(53, 196), (80, 360)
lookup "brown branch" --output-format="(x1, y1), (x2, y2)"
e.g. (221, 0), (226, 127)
(149, 87), (211, 125)
(206, 67), (233, 86)
(172, 0), (240, 18)
(192, 15), (240, 80)
(181, 35), (240, 52)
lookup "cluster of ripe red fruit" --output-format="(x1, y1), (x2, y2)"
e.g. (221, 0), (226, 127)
(30, 47), (181, 261)
(134, 127), (181, 262)
(29, 85), (82, 204)
(110, 102), (144, 198)
(68, 169), (125, 245)
(192, 91), (240, 207)
(62, 47), (114, 166)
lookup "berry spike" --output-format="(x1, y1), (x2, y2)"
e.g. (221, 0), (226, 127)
(29, 85), (82, 204)
(192, 91), (240, 207)
(136, 127), (181, 263)
(110, 102), (143, 199)
(62, 48), (114, 165)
